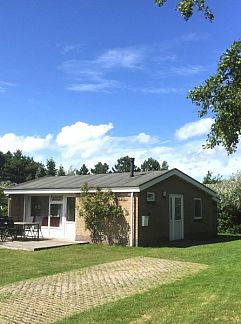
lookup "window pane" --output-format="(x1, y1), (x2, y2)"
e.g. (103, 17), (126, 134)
(50, 204), (62, 227)
(50, 195), (63, 202)
(67, 197), (75, 221)
(194, 199), (202, 218)
(31, 196), (49, 225)
(175, 197), (182, 220)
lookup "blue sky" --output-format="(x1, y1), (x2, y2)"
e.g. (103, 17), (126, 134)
(0, 1), (241, 179)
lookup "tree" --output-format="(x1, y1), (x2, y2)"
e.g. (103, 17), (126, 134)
(161, 161), (169, 170)
(57, 165), (66, 176)
(155, 0), (214, 21)
(188, 41), (241, 154)
(76, 164), (89, 175)
(46, 158), (57, 176)
(141, 158), (160, 171)
(203, 171), (222, 184)
(113, 156), (140, 173)
(0, 184), (8, 217)
(91, 162), (109, 174)
(1, 150), (43, 183)
(35, 164), (47, 178)
(79, 184), (129, 245)
(209, 171), (241, 234)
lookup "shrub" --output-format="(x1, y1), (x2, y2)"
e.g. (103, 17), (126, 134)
(0, 185), (8, 217)
(78, 184), (130, 245)
(209, 172), (241, 234)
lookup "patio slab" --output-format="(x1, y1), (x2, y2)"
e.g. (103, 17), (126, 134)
(0, 238), (88, 251)
(0, 257), (207, 324)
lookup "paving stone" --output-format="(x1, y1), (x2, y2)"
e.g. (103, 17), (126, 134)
(0, 257), (207, 323)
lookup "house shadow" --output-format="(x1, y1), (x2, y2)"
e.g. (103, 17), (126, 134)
(157, 234), (241, 248)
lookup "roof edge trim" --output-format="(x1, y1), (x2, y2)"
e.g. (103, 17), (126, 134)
(139, 168), (218, 198)
(4, 187), (140, 195)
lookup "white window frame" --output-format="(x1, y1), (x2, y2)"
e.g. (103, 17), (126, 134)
(147, 192), (155, 202)
(194, 198), (202, 220)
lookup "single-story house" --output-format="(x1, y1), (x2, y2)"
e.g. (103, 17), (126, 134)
(4, 168), (218, 246)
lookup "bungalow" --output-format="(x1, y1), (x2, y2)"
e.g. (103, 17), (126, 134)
(4, 168), (218, 246)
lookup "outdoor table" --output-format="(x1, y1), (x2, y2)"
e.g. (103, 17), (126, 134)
(14, 222), (41, 240)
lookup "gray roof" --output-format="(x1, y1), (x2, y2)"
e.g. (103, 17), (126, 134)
(5, 168), (218, 199)
(6, 170), (170, 191)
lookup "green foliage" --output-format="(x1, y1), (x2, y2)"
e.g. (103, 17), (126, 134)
(79, 184), (130, 245)
(161, 160), (169, 170)
(76, 164), (89, 175)
(91, 162), (110, 174)
(57, 165), (66, 176)
(155, 0), (214, 21)
(112, 156), (140, 173)
(0, 184), (8, 217)
(209, 171), (241, 234)
(35, 165), (47, 178)
(0, 150), (45, 183)
(203, 171), (222, 184)
(189, 40), (241, 154)
(46, 158), (57, 176)
(141, 157), (160, 171)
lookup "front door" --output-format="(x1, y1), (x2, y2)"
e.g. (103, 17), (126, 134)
(169, 194), (184, 241)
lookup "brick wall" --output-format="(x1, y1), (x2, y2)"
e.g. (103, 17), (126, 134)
(75, 193), (136, 246)
(138, 175), (217, 246)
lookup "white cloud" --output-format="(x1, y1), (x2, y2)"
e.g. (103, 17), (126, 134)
(56, 121), (113, 146)
(67, 80), (119, 92)
(0, 81), (15, 93)
(56, 121), (113, 159)
(172, 65), (206, 76)
(142, 87), (183, 94)
(59, 47), (144, 92)
(61, 44), (82, 55)
(97, 48), (143, 69)
(135, 133), (156, 144)
(175, 118), (213, 141)
(0, 133), (52, 153)
(2, 120), (241, 181)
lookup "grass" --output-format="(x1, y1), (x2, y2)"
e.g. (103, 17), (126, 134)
(1, 236), (241, 323)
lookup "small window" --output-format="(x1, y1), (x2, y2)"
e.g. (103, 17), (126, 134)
(147, 192), (155, 202)
(50, 195), (63, 203)
(141, 215), (149, 227)
(194, 198), (202, 219)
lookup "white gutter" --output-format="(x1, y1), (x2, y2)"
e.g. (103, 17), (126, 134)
(4, 187), (140, 195)
(130, 192), (134, 247)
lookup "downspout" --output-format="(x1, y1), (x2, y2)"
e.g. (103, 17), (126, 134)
(23, 196), (26, 221)
(130, 192), (134, 247)
(7, 196), (10, 217)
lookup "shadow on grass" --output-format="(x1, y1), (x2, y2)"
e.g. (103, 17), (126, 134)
(157, 234), (241, 248)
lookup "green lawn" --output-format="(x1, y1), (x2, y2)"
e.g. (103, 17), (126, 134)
(1, 236), (241, 323)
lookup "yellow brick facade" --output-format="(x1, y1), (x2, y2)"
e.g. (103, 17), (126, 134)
(75, 192), (139, 246)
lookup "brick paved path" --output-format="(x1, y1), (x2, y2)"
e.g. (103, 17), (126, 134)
(0, 257), (207, 324)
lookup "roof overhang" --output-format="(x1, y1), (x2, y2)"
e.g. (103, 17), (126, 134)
(4, 187), (140, 195)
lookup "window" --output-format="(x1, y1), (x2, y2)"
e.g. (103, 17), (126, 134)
(141, 215), (149, 227)
(67, 197), (76, 222)
(194, 198), (202, 219)
(147, 192), (155, 202)
(50, 195), (63, 202)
